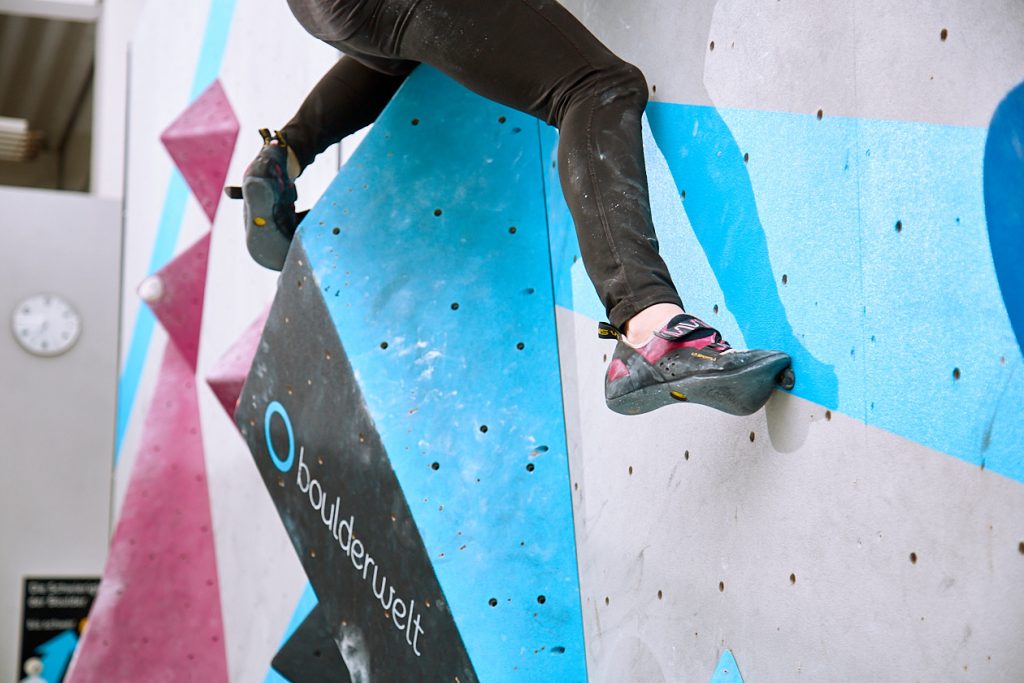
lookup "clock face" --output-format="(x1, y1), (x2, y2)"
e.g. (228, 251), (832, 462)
(11, 293), (82, 357)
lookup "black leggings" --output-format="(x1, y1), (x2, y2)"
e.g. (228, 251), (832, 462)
(281, 0), (682, 328)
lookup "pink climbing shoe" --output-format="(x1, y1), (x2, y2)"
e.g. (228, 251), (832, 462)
(601, 313), (794, 416)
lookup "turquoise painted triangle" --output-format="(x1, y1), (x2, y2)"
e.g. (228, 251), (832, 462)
(710, 649), (744, 683)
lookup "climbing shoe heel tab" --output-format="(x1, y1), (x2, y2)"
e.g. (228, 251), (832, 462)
(598, 322), (621, 340)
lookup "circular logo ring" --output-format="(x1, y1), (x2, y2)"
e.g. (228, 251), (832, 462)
(264, 401), (295, 472)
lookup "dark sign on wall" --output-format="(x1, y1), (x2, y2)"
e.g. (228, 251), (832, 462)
(236, 241), (478, 682)
(19, 578), (98, 683)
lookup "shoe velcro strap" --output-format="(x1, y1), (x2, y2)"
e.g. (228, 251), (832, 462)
(597, 322), (621, 340)
(655, 314), (720, 342)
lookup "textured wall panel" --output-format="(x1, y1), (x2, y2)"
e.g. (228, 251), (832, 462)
(551, 2), (1024, 681)
(235, 67), (587, 681)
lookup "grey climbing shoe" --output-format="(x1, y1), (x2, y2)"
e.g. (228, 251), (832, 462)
(601, 314), (794, 416)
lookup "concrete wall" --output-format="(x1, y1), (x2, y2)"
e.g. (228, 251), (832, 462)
(0, 186), (119, 679)
(552, 1), (1024, 680)
(110, 2), (343, 680)
(94, 0), (1024, 681)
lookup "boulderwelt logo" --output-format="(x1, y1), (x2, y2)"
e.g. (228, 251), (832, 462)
(264, 400), (426, 656)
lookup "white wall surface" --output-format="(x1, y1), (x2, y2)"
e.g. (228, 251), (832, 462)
(115, 1), (343, 680)
(0, 186), (119, 679)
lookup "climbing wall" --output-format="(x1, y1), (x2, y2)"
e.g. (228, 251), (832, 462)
(86, 0), (1024, 681)
(550, 0), (1024, 680)
(78, 0), (343, 680)
(234, 68), (586, 681)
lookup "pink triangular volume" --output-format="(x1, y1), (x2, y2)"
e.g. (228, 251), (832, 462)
(66, 342), (228, 682)
(141, 232), (211, 371)
(206, 306), (270, 418)
(161, 79), (240, 223)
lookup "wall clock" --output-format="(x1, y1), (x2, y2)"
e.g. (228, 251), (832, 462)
(11, 293), (82, 357)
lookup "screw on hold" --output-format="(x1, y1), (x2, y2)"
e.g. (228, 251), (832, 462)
(790, 574), (796, 585)
(431, 462), (440, 470)
(782, 273), (788, 285)
(411, 118), (420, 125)
(910, 552), (918, 564)
(508, 226), (517, 234)
(526, 463), (535, 472)
(817, 109), (824, 120)
(516, 342), (525, 350)
(537, 595), (546, 604)
(380, 341), (388, 350)
(434, 208), (443, 216)
(895, 220), (903, 233)
(940, 28), (948, 41)
(498, 116), (507, 124)
(332, 227), (340, 235)
(488, 598), (497, 607)
(709, 40), (715, 51)
(953, 367), (961, 380)
(719, 581), (725, 592)
(451, 302), (459, 310)
(657, 590), (663, 600)
(749, 431), (756, 442)
(479, 425), (488, 433)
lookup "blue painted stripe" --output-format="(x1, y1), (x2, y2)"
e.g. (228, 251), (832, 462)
(555, 100), (1024, 484)
(115, 0), (237, 458)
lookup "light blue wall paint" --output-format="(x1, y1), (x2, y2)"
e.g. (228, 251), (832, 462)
(549, 100), (1023, 485)
(299, 67), (587, 681)
(115, 0), (238, 457)
(709, 650), (744, 683)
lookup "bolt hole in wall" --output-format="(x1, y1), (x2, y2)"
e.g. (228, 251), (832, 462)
(910, 552), (918, 564)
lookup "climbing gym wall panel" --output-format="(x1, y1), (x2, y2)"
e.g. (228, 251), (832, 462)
(235, 67), (587, 682)
(549, 1), (1024, 681)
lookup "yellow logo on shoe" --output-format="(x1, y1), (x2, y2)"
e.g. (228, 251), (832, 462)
(690, 352), (716, 362)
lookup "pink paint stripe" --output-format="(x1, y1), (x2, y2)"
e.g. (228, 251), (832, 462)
(206, 306), (270, 418)
(67, 342), (228, 682)
(161, 79), (240, 223)
(144, 232), (211, 372)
